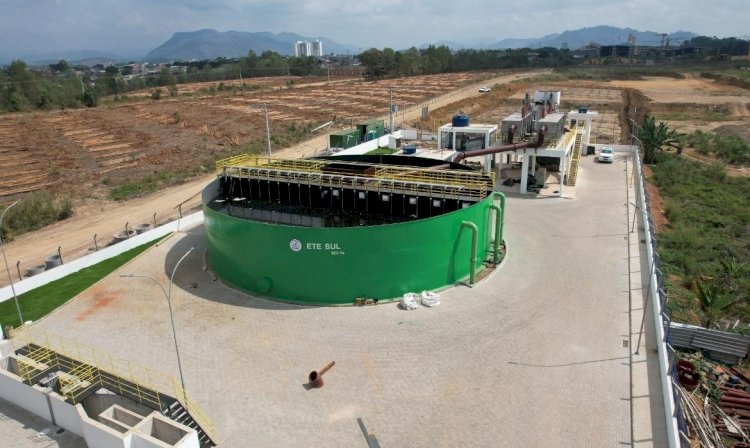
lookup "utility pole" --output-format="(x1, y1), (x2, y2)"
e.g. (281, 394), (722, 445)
(263, 103), (272, 157)
(389, 86), (393, 132)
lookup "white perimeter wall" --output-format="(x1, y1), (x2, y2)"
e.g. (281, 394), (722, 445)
(0, 367), (51, 420)
(49, 393), (84, 436)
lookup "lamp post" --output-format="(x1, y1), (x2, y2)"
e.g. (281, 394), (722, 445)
(0, 201), (23, 325)
(120, 246), (194, 392)
(250, 104), (272, 157)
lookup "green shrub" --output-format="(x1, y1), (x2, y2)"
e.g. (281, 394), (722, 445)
(1, 192), (74, 241)
(684, 130), (750, 165)
(651, 155), (750, 324)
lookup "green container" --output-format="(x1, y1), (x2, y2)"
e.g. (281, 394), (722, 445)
(202, 181), (501, 305)
(329, 128), (361, 149)
(356, 119), (385, 142)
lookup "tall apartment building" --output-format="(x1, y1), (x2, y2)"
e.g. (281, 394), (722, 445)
(310, 40), (323, 57)
(293, 39), (323, 57)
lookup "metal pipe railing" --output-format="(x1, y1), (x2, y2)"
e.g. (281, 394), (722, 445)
(460, 221), (478, 285)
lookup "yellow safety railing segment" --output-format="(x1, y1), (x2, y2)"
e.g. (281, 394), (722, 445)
(170, 378), (216, 441)
(218, 155), (494, 200)
(215, 154), (255, 174)
(224, 166), (488, 201)
(8, 326), (216, 441)
(558, 124), (579, 150)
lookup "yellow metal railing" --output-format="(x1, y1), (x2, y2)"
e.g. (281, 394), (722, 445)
(217, 155), (494, 200)
(9, 326), (216, 442)
(215, 153), (255, 174)
(558, 124), (579, 150)
(169, 378), (216, 440)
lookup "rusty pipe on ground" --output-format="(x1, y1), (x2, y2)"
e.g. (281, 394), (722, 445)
(453, 125), (546, 163)
(308, 361), (335, 388)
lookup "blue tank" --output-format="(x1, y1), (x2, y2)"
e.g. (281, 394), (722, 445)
(452, 115), (470, 127)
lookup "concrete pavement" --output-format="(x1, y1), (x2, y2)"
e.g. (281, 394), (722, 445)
(19, 150), (667, 447)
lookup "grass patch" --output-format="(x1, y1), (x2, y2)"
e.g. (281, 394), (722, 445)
(366, 147), (397, 155)
(654, 110), (733, 123)
(1, 192), (73, 241)
(109, 168), (197, 201)
(650, 155), (750, 325)
(683, 130), (750, 165)
(0, 236), (165, 328)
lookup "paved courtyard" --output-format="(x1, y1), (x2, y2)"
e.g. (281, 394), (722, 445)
(22, 151), (665, 447)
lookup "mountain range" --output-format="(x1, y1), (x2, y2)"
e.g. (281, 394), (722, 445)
(147, 26), (697, 63)
(2, 26), (700, 66)
(144, 29), (358, 62)
(424, 26), (696, 51)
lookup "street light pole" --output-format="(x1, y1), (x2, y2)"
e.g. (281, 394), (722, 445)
(0, 201), (23, 325)
(262, 103), (271, 158)
(121, 246), (194, 392)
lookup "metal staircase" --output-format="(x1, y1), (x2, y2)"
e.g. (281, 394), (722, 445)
(565, 132), (584, 186)
(163, 400), (214, 448)
(14, 342), (216, 447)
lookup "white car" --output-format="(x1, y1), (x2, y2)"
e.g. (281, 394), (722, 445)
(598, 146), (614, 163)
(478, 86), (491, 93)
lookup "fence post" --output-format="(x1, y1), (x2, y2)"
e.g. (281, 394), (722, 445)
(57, 246), (63, 265)
(93, 234), (99, 252)
(15, 261), (21, 280)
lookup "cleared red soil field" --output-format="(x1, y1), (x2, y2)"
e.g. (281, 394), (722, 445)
(0, 72), (492, 199)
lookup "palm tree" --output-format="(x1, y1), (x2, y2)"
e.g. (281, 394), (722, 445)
(694, 279), (745, 329)
(636, 116), (682, 164)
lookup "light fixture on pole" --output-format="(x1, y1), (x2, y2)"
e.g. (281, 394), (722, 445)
(120, 246), (195, 392)
(0, 201), (23, 324)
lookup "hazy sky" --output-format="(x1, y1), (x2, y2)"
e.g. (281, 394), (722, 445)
(1, 0), (747, 59)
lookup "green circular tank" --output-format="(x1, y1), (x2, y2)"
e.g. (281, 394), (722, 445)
(202, 158), (504, 305)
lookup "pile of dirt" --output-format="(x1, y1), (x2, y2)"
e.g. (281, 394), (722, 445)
(713, 124), (750, 143)
(701, 72), (750, 91)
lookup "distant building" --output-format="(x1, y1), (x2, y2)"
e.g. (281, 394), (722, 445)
(310, 40), (323, 57)
(294, 39), (323, 57)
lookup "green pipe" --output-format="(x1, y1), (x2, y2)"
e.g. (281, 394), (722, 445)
(489, 191), (506, 264)
(460, 221), (478, 285)
(488, 204), (501, 264)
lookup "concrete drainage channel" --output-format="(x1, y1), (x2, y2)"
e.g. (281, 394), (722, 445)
(21, 222), (153, 279)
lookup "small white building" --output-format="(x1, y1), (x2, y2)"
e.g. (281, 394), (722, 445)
(438, 122), (498, 171)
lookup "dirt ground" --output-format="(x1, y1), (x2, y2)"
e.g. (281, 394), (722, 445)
(613, 74), (750, 176)
(0, 70), (547, 285)
(610, 76), (750, 105)
(0, 72), (495, 199)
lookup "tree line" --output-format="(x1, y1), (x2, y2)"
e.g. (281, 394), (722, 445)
(358, 45), (577, 80)
(1, 35), (747, 114)
(0, 50), (329, 113)
(683, 36), (749, 56)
